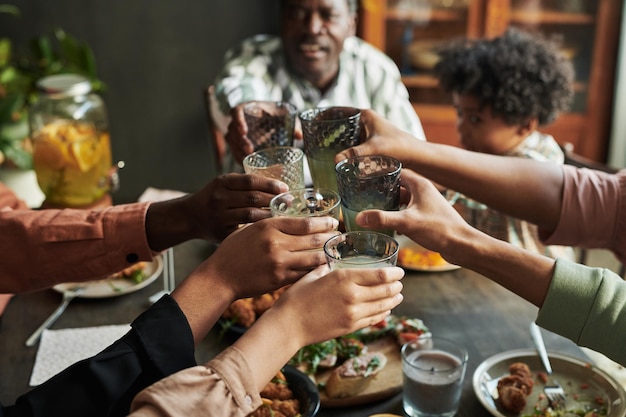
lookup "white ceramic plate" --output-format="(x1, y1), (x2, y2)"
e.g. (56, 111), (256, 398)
(473, 348), (626, 417)
(394, 234), (460, 272)
(53, 255), (163, 299)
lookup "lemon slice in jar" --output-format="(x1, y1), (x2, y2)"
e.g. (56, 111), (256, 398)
(70, 139), (101, 172)
(33, 139), (66, 170)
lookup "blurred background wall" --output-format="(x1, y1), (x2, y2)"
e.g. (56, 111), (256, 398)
(1, 0), (280, 203)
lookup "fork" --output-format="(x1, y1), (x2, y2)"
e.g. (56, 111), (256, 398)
(26, 285), (85, 347)
(530, 322), (566, 409)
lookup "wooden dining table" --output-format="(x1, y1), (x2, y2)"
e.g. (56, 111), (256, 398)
(0, 239), (590, 416)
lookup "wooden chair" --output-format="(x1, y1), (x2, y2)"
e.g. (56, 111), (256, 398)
(203, 85), (227, 172)
(559, 142), (625, 278)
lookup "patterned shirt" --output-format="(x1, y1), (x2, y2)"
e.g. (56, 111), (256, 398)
(211, 35), (425, 173)
(447, 131), (576, 261)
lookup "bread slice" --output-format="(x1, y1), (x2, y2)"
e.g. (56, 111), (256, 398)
(324, 352), (388, 398)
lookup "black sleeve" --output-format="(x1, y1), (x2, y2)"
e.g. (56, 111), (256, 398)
(2, 295), (196, 417)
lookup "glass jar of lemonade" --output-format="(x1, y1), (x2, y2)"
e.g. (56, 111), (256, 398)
(29, 74), (113, 207)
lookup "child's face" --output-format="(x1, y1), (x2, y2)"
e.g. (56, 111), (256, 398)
(452, 93), (530, 155)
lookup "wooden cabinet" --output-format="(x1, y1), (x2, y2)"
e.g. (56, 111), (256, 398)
(358, 0), (623, 161)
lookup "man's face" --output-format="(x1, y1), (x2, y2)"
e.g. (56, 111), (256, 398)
(281, 0), (356, 91)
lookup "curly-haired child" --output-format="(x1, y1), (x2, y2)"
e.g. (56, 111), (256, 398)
(433, 27), (575, 260)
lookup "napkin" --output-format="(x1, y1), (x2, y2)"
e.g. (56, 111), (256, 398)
(138, 187), (187, 203)
(30, 324), (130, 386)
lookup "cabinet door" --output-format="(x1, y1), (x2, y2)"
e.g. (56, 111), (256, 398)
(359, 0), (623, 160)
(360, 0), (487, 146)
(506, 0), (622, 160)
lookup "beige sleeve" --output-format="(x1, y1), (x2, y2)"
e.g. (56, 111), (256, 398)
(129, 346), (261, 417)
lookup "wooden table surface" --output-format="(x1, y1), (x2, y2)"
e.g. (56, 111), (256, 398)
(0, 239), (588, 416)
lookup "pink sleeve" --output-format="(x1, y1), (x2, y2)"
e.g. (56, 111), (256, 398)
(541, 165), (626, 263)
(129, 346), (261, 417)
(0, 202), (154, 292)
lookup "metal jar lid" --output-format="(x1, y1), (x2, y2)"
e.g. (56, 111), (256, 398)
(36, 74), (92, 98)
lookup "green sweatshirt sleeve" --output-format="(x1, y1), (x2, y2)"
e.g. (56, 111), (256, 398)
(537, 258), (626, 366)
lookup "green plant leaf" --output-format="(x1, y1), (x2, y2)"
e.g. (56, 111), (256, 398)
(0, 5), (20, 16)
(0, 38), (11, 67)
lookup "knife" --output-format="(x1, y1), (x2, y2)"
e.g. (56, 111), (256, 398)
(530, 322), (553, 374)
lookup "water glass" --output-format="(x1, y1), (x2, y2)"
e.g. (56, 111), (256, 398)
(299, 106), (361, 192)
(243, 101), (297, 149)
(402, 335), (468, 417)
(335, 155), (402, 236)
(270, 188), (341, 221)
(242, 146), (305, 190)
(324, 231), (399, 270)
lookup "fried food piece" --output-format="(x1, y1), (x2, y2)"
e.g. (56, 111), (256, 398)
(260, 381), (293, 401)
(509, 362), (532, 379)
(270, 399), (300, 417)
(497, 374), (534, 413)
(498, 374), (533, 396)
(253, 293), (276, 315)
(498, 382), (528, 413)
(222, 298), (256, 327)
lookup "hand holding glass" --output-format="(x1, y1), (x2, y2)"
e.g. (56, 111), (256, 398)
(335, 155), (402, 237)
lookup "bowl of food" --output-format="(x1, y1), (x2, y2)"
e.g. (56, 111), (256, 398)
(249, 365), (320, 417)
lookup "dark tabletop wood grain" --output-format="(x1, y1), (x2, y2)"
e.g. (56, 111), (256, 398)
(0, 239), (588, 416)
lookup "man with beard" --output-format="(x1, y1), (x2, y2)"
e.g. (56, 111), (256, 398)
(211, 0), (425, 173)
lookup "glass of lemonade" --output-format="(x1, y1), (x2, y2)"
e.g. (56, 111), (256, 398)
(335, 155), (402, 237)
(324, 231), (399, 270)
(299, 107), (361, 192)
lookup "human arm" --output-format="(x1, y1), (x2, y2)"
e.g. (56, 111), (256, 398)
(168, 215), (340, 344)
(361, 169), (626, 366)
(0, 174), (287, 292)
(129, 266), (404, 417)
(361, 169), (555, 307)
(336, 109), (564, 233)
(2, 216), (338, 416)
(145, 173), (288, 250)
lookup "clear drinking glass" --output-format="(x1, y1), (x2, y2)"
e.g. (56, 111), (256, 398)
(270, 188), (341, 221)
(335, 155), (402, 237)
(243, 101), (297, 150)
(299, 106), (361, 192)
(324, 231), (399, 270)
(242, 146), (305, 190)
(402, 335), (468, 417)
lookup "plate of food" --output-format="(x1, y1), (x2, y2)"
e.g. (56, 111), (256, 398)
(249, 365), (320, 417)
(53, 255), (163, 298)
(473, 349), (626, 417)
(290, 315), (431, 407)
(395, 234), (460, 272)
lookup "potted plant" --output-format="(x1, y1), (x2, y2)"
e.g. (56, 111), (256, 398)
(0, 4), (104, 206)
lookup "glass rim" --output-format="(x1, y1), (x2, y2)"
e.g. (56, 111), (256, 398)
(243, 100), (297, 116)
(335, 155), (402, 177)
(401, 335), (469, 371)
(298, 106), (361, 123)
(243, 146), (304, 165)
(323, 230), (400, 263)
(270, 187), (341, 216)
